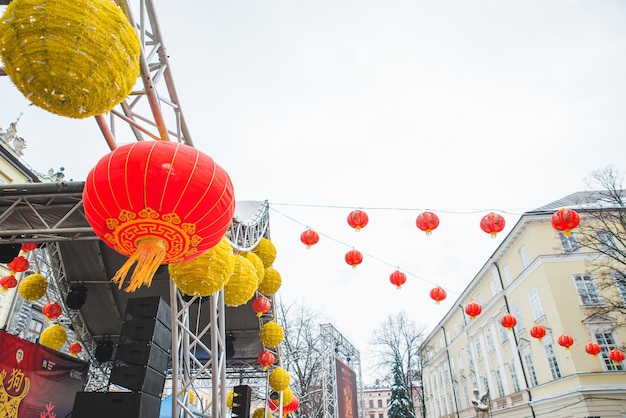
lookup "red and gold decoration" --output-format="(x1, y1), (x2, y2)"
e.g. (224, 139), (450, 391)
(300, 229), (320, 248)
(0, 275), (17, 291)
(0, 0), (141, 119)
(257, 350), (275, 371)
(82, 141), (236, 292)
(551, 208), (580, 237)
(269, 367), (290, 392)
(223, 255), (259, 307)
(18, 272), (48, 302)
(252, 237), (277, 268)
(252, 296), (272, 317)
(529, 325), (546, 342)
(609, 348), (625, 364)
(1, 242), (38, 291)
(168, 236), (235, 297)
(39, 324), (66, 350)
(259, 321), (284, 349)
(416, 211), (440, 235)
(258, 267), (282, 296)
(42, 302), (62, 322)
(585, 341), (602, 357)
(7, 255), (29, 273)
(389, 270), (407, 289)
(430, 286), (447, 304)
(347, 210), (368, 231)
(500, 313), (517, 330)
(345, 249), (363, 269)
(480, 212), (506, 238)
(557, 333), (574, 350)
(465, 301), (482, 319)
(68, 342), (83, 357)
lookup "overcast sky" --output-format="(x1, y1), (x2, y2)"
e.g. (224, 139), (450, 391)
(1, 0), (625, 384)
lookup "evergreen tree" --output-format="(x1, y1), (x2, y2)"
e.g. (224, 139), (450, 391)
(388, 358), (416, 418)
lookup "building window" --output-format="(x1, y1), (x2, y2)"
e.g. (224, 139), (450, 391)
(510, 303), (525, 333)
(528, 286), (545, 320)
(596, 229), (617, 253)
(573, 274), (602, 306)
(595, 332), (626, 371)
(489, 277), (499, 297)
(494, 369), (505, 398)
(369, 414), (375, 418)
(559, 231), (580, 253)
(461, 376), (470, 408)
(523, 353), (538, 387)
(485, 327), (494, 351)
(457, 351), (464, 371)
(613, 272), (626, 303)
(518, 246), (529, 268)
(26, 319), (44, 342)
(467, 343), (474, 366)
(543, 341), (561, 379)
(499, 323), (508, 343)
(368, 399), (373, 408)
(378, 414), (383, 418)
(508, 363), (520, 392)
(502, 264), (512, 286)
(377, 399), (382, 408)
(475, 337), (483, 358)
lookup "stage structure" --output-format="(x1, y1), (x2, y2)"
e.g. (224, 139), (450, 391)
(320, 323), (365, 418)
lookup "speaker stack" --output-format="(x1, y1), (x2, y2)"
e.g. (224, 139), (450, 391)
(73, 297), (172, 418)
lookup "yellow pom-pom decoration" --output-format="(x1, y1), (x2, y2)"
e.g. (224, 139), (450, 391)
(259, 321), (284, 349)
(258, 267), (282, 296)
(244, 252), (264, 285)
(269, 367), (290, 392)
(224, 255), (259, 307)
(226, 389), (234, 409)
(252, 237), (276, 268)
(281, 386), (294, 405)
(18, 273), (48, 301)
(169, 237), (235, 297)
(0, 0), (141, 118)
(39, 324), (66, 350)
(252, 407), (269, 418)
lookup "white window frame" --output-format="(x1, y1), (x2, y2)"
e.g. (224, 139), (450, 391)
(502, 264), (512, 286)
(559, 231), (580, 253)
(542, 339), (561, 380)
(528, 286), (545, 320)
(518, 245), (529, 268)
(573, 273), (602, 306)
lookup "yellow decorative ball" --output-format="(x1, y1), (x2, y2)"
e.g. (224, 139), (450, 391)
(0, 0), (141, 118)
(258, 267), (282, 296)
(244, 252), (264, 285)
(281, 386), (294, 405)
(18, 273), (48, 301)
(259, 321), (284, 349)
(252, 407), (269, 418)
(226, 389), (234, 409)
(252, 237), (276, 268)
(40, 324), (66, 350)
(169, 237), (235, 296)
(223, 255), (259, 307)
(269, 367), (290, 392)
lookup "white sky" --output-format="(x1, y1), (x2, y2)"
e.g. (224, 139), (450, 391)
(1, 0), (626, 384)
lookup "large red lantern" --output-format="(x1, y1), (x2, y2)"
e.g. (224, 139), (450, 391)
(82, 141), (236, 292)
(300, 229), (320, 248)
(430, 286), (447, 304)
(585, 341), (602, 357)
(416, 211), (440, 235)
(500, 313), (517, 330)
(7, 255), (29, 273)
(609, 348), (625, 364)
(345, 249), (363, 268)
(68, 342), (82, 356)
(551, 208), (580, 237)
(252, 296), (272, 317)
(347, 210), (368, 231)
(480, 212), (505, 238)
(257, 350), (275, 370)
(20, 242), (38, 252)
(557, 333), (574, 350)
(0, 275), (17, 291)
(389, 270), (407, 289)
(529, 325), (546, 342)
(283, 396), (300, 414)
(465, 302), (482, 319)
(42, 302), (63, 321)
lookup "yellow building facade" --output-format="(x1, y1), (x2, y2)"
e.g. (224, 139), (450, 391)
(421, 192), (626, 418)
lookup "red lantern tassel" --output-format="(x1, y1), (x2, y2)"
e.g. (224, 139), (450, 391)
(112, 237), (167, 292)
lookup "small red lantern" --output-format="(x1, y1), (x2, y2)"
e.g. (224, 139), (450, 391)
(609, 348), (625, 364)
(257, 350), (275, 370)
(500, 313), (517, 330)
(557, 333), (574, 350)
(7, 256), (29, 273)
(21, 242), (38, 252)
(42, 302), (63, 321)
(551, 208), (580, 237)
(68, 342), (82, 356)
(416, 211), (440, 235)
(480, 212), (506, 238)
(529, 325), (546, 342)
(429, 286), (447, 304)
(585, 341), (602, 357)
(465, 302), (482, 319)
(345, 249), (363, 268)
(300, 229), (320, 248)
(82, 141), (236, 292)
(389, 270), (407, 289)
(0, 275), (17, 291)
(347, 210), (369, 231)
(252, 296), (272, 317)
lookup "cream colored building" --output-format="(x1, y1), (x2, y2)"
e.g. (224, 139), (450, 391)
(362, 382), (424, 418)
(421, 191), (626, 418)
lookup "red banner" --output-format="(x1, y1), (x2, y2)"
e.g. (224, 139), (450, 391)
(0, 329), (89, 418)
(336, 358), (358, 418)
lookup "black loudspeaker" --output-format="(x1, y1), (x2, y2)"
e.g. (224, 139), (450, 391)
(0, 243), (21, 263)
(125, 296), (171, 329)
(109, 365), (166, 397)
(115, 341), (169, 373)
(232, 384), (252, 418)
(120, 318), (172, 351)
(73, 391), (161, 418)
